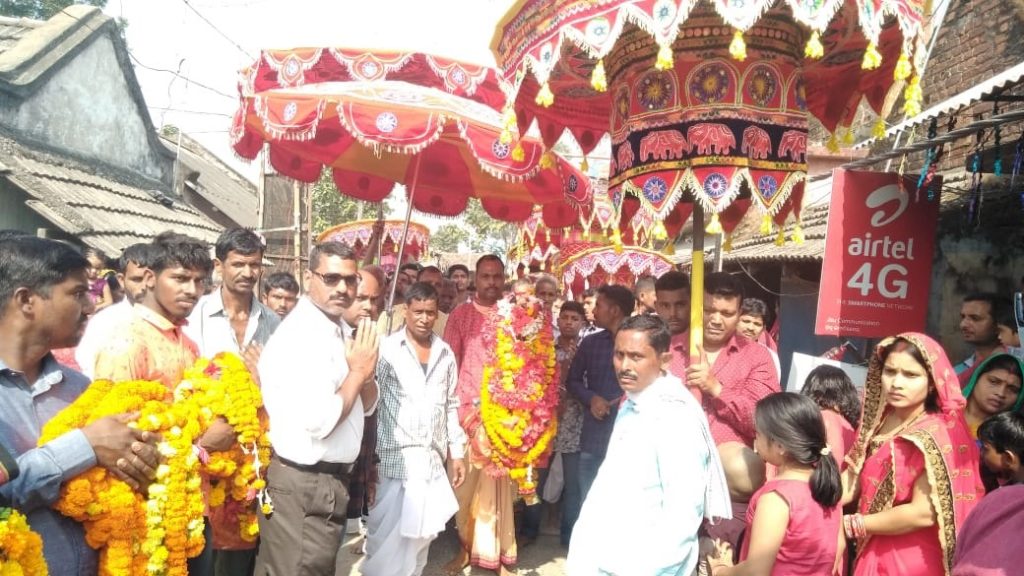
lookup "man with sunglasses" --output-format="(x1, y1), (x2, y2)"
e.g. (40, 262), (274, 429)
(255, 242), (379, 576)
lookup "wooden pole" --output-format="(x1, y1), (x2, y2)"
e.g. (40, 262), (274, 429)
(293, 180), (302, 282)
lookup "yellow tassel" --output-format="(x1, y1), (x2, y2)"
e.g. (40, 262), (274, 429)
(804, 31), (824, 59)
(894, 51), (913, 81)
(610, 228), (624, 254)
(545, 228), (551, 242)
(499, 106), (517, 144)
(862, 41), (882, 70)
(540, 151), (555, 169)
(580, 155), (589, 173)
(760, 214), (772, 235)
(791, 222), (805, 245)
(902, 75), (923, 117)
(534, 82), (554, 107)
(842, 128), (855, 145)
(590, 59), (607, 92)
(872, 118), (887, 139)
(512, 142), (525, 162)
(729, 30), (747, 62)
(663, 242), (675, 256)
(655, 43), (673, 71)
(705, 213), (724, 235)
(826, 133), (840, 153)
(722, 233), (733, 252)
(652, 220), (668, 241)
(775, 228), (786, 246)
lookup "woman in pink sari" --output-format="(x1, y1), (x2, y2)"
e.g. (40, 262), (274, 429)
(842, 333), (983, 576)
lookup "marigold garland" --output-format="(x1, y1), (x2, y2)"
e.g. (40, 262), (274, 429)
(479, 299), (559, 500)
(176, 353), (272, 541)
(0, 507), (48, 576)
(37, 352), (270, 575)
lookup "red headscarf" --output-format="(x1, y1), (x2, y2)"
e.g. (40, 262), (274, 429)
(845, 332), (983, 575)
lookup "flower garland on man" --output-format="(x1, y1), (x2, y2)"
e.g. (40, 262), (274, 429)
(38, 352), (270, 576)
(479, 297), (560, 499)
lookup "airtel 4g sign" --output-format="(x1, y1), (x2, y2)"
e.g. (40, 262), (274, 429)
(814, 169), (940, 337)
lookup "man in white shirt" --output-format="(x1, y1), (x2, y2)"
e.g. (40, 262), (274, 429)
(183, 228), (280, 576)
(75, 242), (152, 377)
(363, 282), (467, 576)
(567, 315), (730, 575)
(255, 242), (379, 576)
(185, 228), (280, 368)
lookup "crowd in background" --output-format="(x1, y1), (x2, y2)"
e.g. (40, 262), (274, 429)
(1, 227), (1023, 576)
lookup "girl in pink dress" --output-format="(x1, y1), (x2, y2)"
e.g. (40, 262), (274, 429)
(802, 365), (862, 470)
(842, 333), (983, 576)
(708, 392), (843, 576)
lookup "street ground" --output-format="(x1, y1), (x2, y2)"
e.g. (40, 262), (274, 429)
(336, 522), (568, 576)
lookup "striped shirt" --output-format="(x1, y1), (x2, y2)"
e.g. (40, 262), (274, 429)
(375, 329), (466, 481)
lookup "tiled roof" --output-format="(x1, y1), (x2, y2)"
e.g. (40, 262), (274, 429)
(161, 133), (258, 228)
(0, 16), (39, 56)
(1, 137), (221, 254)
(676, 202), (830, 266)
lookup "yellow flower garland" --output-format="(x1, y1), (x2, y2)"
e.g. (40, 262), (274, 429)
(479, 301), (559, 498)
(176, 354), (272, 541)
(0, 507), (47, 576)
(37, 352), (270, 575)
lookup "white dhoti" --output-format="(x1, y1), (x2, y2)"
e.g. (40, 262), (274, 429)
(363, 472), (458, 576)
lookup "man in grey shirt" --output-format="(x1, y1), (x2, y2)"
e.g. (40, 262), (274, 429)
(0, 235), (160, 576)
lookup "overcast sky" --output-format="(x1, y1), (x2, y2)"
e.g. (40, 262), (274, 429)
(104, 0), (517, 180)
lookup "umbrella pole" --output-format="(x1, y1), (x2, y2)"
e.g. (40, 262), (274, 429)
(385, 157), (421, 333)
(690, 208), (704, 360)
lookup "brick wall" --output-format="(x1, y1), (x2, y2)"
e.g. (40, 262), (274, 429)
(910, 0), (1024, 173)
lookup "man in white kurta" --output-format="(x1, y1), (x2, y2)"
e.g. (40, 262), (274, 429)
(363, 283), (467, 576)
(567, 314), (731, 575)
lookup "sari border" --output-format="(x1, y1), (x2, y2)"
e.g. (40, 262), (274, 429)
(901, 429), (957, 576)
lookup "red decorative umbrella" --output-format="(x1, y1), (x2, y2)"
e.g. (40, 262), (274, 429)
(317, 219), (430, 273)
(231, 49), (593, 228)
(559, 242), (675, 299)
(492, 0), (931, 352)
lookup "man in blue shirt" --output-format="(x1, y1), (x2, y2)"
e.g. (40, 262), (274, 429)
(568, 315), (731, 575)
(567, 284), (634, 501)
(0, 236), (161, 576)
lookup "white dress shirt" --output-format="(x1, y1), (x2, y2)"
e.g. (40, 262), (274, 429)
(184, 289), (280, 356)
(258, 297), (377, 465)
(75, 298), (133, 378)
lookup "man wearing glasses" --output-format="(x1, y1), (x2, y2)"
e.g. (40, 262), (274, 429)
(255, 242), (380, 575)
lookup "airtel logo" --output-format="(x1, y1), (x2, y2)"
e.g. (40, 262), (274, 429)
(864, 184), (908, 228)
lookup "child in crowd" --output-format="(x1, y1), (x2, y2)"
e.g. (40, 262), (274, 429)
(801, 365), (861, 469)
(952, 411), (1024, 575)
(546, 300), (588, 546)
(708, 393), (842, 576)
(84, 248), (117, 312)
(694, 442), (766, 576)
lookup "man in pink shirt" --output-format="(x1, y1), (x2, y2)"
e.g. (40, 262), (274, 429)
(443, 255), (518, 576)
(680, 272), (780, 446)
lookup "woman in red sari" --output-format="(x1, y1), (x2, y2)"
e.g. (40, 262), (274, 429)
(842, 333), (983, 576)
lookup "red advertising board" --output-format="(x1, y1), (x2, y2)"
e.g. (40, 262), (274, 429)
(815, 169), (940, 337)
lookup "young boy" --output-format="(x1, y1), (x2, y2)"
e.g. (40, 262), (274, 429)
(695, 442), (766, 576)
(953, 411), (1024, 574)
(551, 301), (587, 545)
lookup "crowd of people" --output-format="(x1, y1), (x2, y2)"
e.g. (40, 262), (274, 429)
(1, 226), (1023, 576)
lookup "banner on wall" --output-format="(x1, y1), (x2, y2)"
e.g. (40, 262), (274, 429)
(815, 169), (940, 338)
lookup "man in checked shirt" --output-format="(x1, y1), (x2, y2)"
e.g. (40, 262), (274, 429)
(362, 282), (467, 576)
